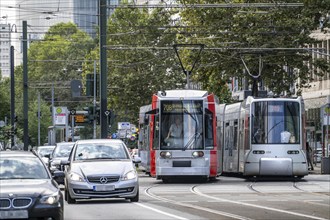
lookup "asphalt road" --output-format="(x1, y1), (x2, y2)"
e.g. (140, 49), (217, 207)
(64, 173), (330, 220)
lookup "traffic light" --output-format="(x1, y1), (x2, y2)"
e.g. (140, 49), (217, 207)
(86, 73), (99, 97)
(71, 80), (82, 97)
(83, 106), (94, 123)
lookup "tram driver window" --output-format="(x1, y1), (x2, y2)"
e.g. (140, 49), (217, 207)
(205, 111), (214, 149)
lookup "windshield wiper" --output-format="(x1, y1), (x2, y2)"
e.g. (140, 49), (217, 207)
(183, 132), (201, 151)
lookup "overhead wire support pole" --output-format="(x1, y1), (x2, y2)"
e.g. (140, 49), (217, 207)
(10, 46), (15, 149)
(100, 0), (108, 138)
(23, 20), (29, 151)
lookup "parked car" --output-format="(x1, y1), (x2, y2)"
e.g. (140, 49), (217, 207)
(62, 139), (140, 204)
(37, 145), (55, 166)
(313, 148), (323, 163)
(0, 150), (64, 220)
(48, 142), (75, 184)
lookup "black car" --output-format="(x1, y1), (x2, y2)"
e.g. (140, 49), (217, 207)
(48, 142), (74, 184)
(0, 150), (64, 220)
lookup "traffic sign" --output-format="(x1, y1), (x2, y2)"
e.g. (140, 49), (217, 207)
(70, 109), (76, 115)
(105, 110), (110, 116)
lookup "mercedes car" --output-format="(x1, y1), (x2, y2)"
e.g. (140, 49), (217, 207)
(63, 139), (140, 204)
(0, 150), (64, 220)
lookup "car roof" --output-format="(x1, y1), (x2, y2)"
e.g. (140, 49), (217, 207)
(0, 150), (37, 158)
(75, 139), (125, 145)
(38, 145), (55, 149)
(56, 142), (74, 145)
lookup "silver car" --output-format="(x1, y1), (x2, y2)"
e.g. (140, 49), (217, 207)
(63, 139), (139, 204)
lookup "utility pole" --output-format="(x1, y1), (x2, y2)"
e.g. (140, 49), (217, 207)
(37, 92), (41, 146)
(23, 20), (29, 150)
(93, 60), (97, 139)
(100, 0), (108, 138)
(10, 46), (15, 148)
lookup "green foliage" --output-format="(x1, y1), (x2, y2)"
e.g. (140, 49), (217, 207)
(85, 8), (186, 122)
(0, 77), (10, 121)
(178, 0), (328, 97)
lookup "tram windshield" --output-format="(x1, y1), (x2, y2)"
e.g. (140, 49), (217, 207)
(160, 100), (205, 150)
(251, 101), (300, 144)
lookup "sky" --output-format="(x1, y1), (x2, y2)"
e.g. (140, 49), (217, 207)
(0, 0), (17, 25)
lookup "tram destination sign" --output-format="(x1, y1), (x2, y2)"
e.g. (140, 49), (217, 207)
(161, 101), (203, 114)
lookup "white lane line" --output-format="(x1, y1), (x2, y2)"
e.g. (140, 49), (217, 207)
(134, 203), (188, 220)
(192, 187), (328, 220)
(145, 188), (253, 220)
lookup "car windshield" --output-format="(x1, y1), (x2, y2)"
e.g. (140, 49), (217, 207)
(0, 157), (49, 179)
(53, 143), (74, 158)
(74, 143), (129, 160)
(37, 147), (54, 157)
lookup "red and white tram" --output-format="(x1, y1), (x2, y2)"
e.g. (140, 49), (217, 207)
(138, 89), (222, 182)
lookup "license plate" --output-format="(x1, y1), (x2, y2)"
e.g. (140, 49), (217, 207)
(0, 210), (28, 219)
(93, 185), (115, 191)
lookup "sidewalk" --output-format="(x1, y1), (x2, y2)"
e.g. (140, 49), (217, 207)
(309, 163), (322, 174)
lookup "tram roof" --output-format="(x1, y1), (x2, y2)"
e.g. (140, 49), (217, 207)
(157, 89), (209, 98)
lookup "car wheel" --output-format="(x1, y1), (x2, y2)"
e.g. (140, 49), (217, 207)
(66, 189), (76, 204)
(130, 190), (139, 202)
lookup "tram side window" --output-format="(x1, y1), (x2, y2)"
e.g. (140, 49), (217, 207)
(205, 112), (214, 149)
(153, 115), (159, 150)
(233, 120), (238, 150)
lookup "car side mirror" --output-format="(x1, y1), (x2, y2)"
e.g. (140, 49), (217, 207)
(60, 160), (70, 166)
(44, 154), (51, 159)
(133, 157), (141, 164)
(53, 170), (65, 178)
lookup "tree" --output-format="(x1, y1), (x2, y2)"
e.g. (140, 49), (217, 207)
(13, 22), (95, 145)
(85, 8), (185, 122)
(178, 0), (329, 98)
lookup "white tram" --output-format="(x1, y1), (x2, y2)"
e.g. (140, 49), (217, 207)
(138, 90), (222, 182)
(219, 96), (308, 177)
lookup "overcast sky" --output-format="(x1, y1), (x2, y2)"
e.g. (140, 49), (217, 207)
(0, 0), (17, 24)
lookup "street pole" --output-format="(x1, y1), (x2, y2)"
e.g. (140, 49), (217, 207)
(23, 20), (29, 150)
(10, 46), (15, 148)
(38, 92), (41, 146)
(326, 96), (330, 157)
(93, 60), (97, 139)
(71, 115), (75, 142)
(100, 0), (108, 138)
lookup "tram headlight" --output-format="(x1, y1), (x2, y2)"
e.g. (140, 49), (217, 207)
(252, 150), (265, 154)
(287, 150), (300, 154)
(192, 151), (204, 158)
(160, 151), (172, 159)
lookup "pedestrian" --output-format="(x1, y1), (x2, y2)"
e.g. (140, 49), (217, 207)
(306, 142), (314, 171)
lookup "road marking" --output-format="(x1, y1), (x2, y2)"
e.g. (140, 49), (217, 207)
(192, 187), (328, 220)
(145, 187), (253, 220)
(134, 203), (188, 220)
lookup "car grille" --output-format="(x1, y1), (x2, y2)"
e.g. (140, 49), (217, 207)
(73, 187), (134, 195)
(0, 197), (32, 209)
(0, 199), (10, 209)
(87, 175), (120, 183)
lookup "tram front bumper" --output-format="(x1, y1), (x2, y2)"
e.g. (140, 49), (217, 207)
(245, 158), (308, 176)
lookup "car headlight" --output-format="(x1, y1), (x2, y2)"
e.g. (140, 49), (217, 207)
(121, 170), (137, 181)
(69, 172), (84, 182)
(40, 192), (60, 204)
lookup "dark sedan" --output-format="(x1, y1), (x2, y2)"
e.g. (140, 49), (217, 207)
(0, 151), (64, 220)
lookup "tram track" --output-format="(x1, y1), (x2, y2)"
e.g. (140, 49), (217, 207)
(144, 184), (254, 220)
(144, 182), (328, 220)
(190, 184), (328, 220)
